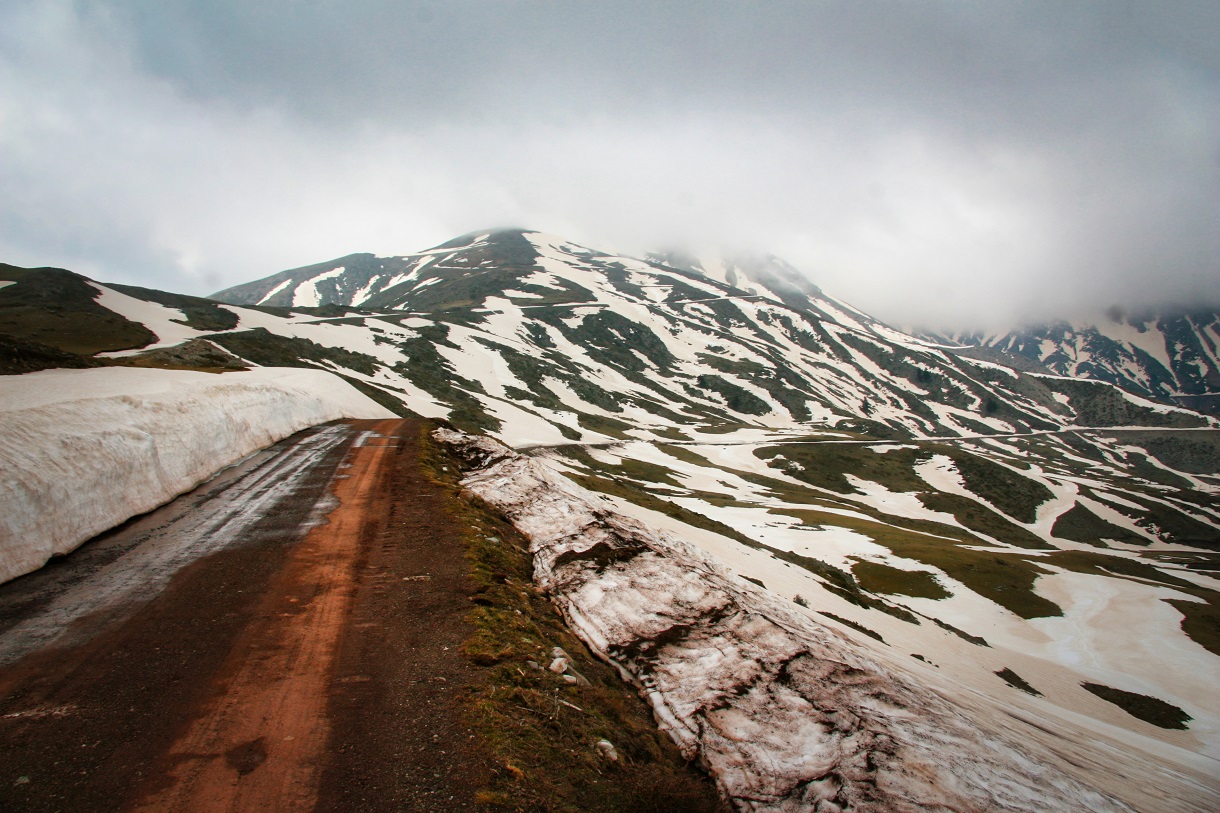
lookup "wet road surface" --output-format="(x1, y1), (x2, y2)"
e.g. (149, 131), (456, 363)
(0, 418), (493, 812)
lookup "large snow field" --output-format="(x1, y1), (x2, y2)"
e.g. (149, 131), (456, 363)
(479, 396), (575, 448)
(0, 366), (393, 584)
(441, 429), (1218, 812)
(1029, 568), (1220, 753)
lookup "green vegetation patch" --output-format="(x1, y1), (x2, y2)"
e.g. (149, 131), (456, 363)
(1091, 490), (1219, 549)
(524, 322), (555, 349)
(0, 267), (156, 355)
(694, 374), (770, 416)
(767, 547), (918, 623)
(1107, 430), (1220, 475)
(476, 338), (622, 414)
(1049, 378), (1207, 429)
(932, 617), (989, 646)
(917, 492), (1049, 549)
(851, 560), (950, 600)
(535, 309), (675, 376)
(1050, 504), (1143, 546)
(335, 375), (412, 417)
(209, 328), (379, 375)
(1080, 682), (1192, 730)
(995, 668), (1041, 696)
(556, 447), (682, 489)
(776, 507), (1063, 619)
(1166, 597), (1220, 659)
(1124, 451), (1196, 489)
(1143, 551), (1220, 573)
(102, 338), (247, 374)
(757, 442), (928, 495)
(575, 413), (634, 439)
(1045, 549), (1197, 591)
(571, 473), (739, 540)
(387, 324), (501, 433)
(0, 332), (100, 375)
(656, 444), (711, 468)
(0, 262), (32, 281)
(422, 429), (726, 813)
(830, 419), (914, 441)
(735, 472), (856, 508)
(1053, 432), (1108, 463)
(696, 354), (811, 421)
(509, 278), (598, 307)
(948, 452), (1054, 523)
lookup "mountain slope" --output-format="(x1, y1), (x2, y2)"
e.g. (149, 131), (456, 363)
(942, 308), (1220, 408)
(208, 229), (1211, 441)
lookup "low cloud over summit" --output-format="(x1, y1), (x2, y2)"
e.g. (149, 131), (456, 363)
(1, 1), (1217, 328)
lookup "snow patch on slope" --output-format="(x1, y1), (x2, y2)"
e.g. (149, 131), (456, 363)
(293, 267), (346, 307)
(0, 367), (393, 584)
(91, 283), (208, 354)
(258, 278), (293, 305)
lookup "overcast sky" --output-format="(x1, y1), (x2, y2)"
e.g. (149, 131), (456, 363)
(2, 1), (1217, 329)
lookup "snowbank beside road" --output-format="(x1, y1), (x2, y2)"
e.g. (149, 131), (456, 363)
(437, 429), (1214, 813)
(0, 367), (394, 584)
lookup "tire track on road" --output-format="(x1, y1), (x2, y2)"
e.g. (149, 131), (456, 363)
(128, 418), (401, 813)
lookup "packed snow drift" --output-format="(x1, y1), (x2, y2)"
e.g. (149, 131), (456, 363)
(0, 367), (393, 583)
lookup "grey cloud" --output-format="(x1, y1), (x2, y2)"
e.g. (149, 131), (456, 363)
(1, 0), (1217, 329)
(108, 2), (1217, 136)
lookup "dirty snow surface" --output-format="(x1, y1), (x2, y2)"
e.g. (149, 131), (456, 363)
(0, 367), (393, 583)
(439, 429), (1217, 813)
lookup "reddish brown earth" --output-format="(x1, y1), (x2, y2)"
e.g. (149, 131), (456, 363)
(0, 417), (494, 812)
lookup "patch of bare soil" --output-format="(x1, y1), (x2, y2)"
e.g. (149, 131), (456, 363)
(315, 421), (496, 811)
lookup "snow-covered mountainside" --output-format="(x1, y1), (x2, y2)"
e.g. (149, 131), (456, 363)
(5, 233), (1220, 810)
(940, 308), (1220, 408)
(208, 229), (1212, 441)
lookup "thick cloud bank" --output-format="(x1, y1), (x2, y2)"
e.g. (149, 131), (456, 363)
(1, 2), (1217, 328)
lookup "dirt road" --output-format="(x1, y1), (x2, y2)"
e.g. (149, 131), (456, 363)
(0, 418), (493, 812)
